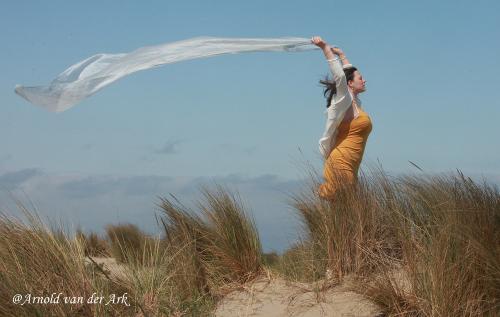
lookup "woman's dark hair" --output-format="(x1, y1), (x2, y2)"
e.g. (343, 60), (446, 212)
(319, 66), (357, 108)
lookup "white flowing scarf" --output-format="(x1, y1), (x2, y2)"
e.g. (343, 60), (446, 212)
(15, 37), (317, 112)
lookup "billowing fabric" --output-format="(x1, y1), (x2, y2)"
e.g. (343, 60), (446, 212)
(319, 108), (372, 199)
(15, 37), (316, 112)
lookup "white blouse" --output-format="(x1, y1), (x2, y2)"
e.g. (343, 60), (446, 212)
(318, 58), (360, 159)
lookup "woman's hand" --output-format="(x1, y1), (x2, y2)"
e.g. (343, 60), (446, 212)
(331, 47), (350, 65)
(331, 47), (344, 56)
(311, 36), (329, 49)
(312, 36), (335, 60)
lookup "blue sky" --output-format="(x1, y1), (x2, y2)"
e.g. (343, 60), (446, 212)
(1, 0), (499, 252)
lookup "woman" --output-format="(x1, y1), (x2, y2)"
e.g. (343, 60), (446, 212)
(311, 36), (372, 199)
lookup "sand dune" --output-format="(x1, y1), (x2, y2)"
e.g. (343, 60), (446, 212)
(215, 276), (382, 317)
(89, 257), (382, 316)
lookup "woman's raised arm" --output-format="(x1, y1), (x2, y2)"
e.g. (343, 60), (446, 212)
(331, 47), (351, 67)
(312, 36), (354, 158)
(311, 37), (350, 100)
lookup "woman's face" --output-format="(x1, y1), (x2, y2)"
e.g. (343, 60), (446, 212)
(349, 71), (366, 94)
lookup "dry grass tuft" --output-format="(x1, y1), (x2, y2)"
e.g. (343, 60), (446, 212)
(158, 185), (263, 296)
(105, 223), (158, 265)
(284, 167), (400, 284)
(0, 206), (130, 316)
(360, 171), (500, 316)
(76, 229), (110, 257)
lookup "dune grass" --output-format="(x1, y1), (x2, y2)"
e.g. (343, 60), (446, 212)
(76, 229), (110, 257)
(281, 167), (400, 284)
(359, 171), (500, 316)
(0, 186), (262, 316)
(277, 167), (500, 316)
(0, 207), (218, 316)
(105, 223), (160, 265)
(1, 170), (498, 316)
(158, 185), (263, 296)
(0, 206), (128, 317)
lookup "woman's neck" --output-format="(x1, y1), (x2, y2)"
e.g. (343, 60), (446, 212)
(349, 88), (359, 99)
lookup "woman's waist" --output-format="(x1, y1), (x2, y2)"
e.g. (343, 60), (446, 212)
(331, 146), (366, 159)
(333, 135), (370, 149)
(327, 152), (363, 172)
(337, 120), (372, 133)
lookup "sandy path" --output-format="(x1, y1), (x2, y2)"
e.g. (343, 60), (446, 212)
(215, 276), (382, 317)
(87, 257), (382, 316)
